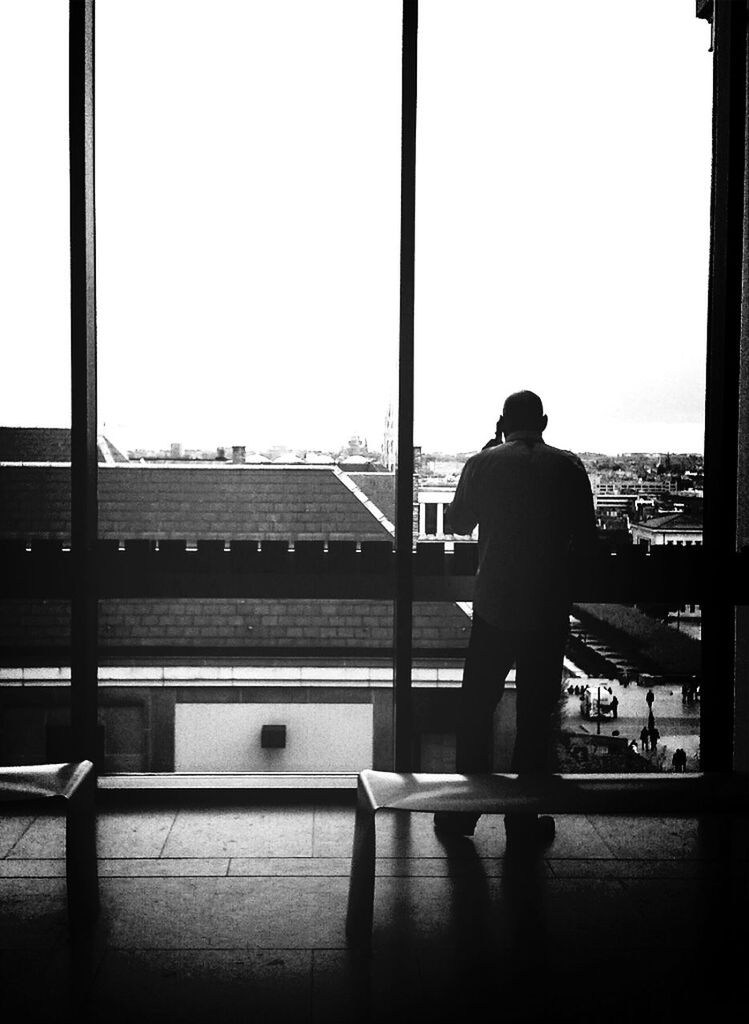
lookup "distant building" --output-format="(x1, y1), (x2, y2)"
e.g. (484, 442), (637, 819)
(592, 477), (679, 499)
(630, 512), (703, 549)
(594, 494), (636, 518)
(381, 404), (395, 472)
(417, 485), (476, 541)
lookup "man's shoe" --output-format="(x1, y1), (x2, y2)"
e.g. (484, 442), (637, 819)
(504, 813), (555, 846)
(433, 811), (478, 837)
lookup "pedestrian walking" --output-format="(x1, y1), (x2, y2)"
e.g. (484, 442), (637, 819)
(646, 688), (655, 710)
(640, 726), (650, 752)
(611, 695), (619, 719)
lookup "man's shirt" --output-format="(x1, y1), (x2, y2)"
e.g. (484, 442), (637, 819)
(445, 431), (597, 631)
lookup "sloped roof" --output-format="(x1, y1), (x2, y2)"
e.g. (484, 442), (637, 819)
(0, 427), (128, 464)
(0, 598), (471, 651)
(639, 512), (703, 531)
(347, 472), (395, 523)
(0, 465), (394, 541)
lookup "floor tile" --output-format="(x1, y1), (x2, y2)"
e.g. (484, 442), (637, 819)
(0, 814), (35, 857)
(97, 810), (177, 858)
(91, 947), (312, 1024)
(229, 856), (350, 876)
(101, 875), (350, 949)
(619, 876), (734, 945)
(5, 810), (177, 861)
(312, 947), (425, 1024)
(374, 854), (516, 878)
(311, 806), (354, 857)
(0, 858), (66, 877)
(549, 856), (703, 880)
(0, 805), (746, 1024)
(542, 814), (619, 858)
(587, 815), (702, 859)
(99, 858), (230, 877)
(0, 877), (67, 950)
(370, 874), (503, 947)
(6, 815), (65, 859)
(541, 876), (645, 948)
(1, 947), (86, 1023)
(162, 806), (314, 858)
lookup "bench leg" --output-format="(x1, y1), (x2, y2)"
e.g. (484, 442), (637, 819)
(345, 782), (376, 949)
(65, 772), (99, 928)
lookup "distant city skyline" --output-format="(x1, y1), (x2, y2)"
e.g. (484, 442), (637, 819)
(119, 431), (704, 463)
(2, 1), (712, 459)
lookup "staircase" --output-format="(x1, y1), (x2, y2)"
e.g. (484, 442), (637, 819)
(568, 616), (641, 680)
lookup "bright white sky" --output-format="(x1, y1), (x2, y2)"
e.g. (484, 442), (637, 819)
(1, 1), (713, 457)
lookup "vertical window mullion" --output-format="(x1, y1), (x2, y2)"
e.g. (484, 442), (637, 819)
(394, 0), (418, 771)
(701, 0), (746, 773)
(69, 0), (98, 766)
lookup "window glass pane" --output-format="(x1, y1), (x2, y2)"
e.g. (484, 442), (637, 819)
(414, 0), (709, 773)
(95, 0), (401, 773)
(0, 1), (70, 767)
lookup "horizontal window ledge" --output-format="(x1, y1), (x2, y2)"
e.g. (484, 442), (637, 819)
(94, 771), (749, 814)
(0, 647), (473, 666)
(98, 772), (358, 791)
(0, 574), (707, 602)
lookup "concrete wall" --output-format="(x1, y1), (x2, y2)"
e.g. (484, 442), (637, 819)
(174, 702), (374, 772)
(0, 677), (518, 774)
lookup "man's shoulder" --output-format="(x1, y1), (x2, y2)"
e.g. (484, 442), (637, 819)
(461, 440), (588, 478)
(474, 440), (586, 469)
(540, 443), (587, 471)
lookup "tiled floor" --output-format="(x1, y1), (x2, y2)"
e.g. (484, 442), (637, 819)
(1, 797), (747, 1023)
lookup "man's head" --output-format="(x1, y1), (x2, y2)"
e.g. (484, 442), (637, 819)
(497, 390), (547, 439)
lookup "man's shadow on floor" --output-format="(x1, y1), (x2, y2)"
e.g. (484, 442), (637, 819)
(432, 819), (553, 1019)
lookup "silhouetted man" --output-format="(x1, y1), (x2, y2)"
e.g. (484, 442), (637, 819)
(433, 391), (597, 845)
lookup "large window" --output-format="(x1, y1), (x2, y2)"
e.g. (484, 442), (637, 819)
(412, 0), (710, 774)
(0, 1), (722, 780)
(93, 0), (401, 773)
(0, 2), (71, 766)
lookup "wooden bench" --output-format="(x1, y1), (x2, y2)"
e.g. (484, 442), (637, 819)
(0, 761), (99, 929)
(345, 768), (746, 948)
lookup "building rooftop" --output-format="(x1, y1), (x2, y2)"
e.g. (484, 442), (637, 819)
(347, 472), (395, 524)
(0, 598), (471, 653)
(0, 463), (467, 654)
(0, 465), (394, 542)
(639, 512), (703, 531)
(0, 426), (129, 464)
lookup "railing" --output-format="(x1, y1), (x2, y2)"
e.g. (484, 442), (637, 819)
(0, 539), (716, 602)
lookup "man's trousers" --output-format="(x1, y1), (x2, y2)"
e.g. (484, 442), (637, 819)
(456, 612), (569, 776)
